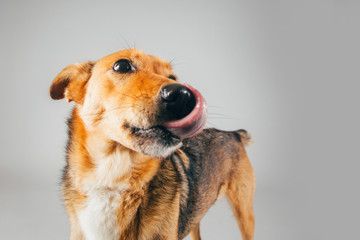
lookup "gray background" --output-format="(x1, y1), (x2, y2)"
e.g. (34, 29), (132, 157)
(1, 0), (359, 239)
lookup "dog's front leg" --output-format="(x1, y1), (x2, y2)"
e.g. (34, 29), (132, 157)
(68, 211), (85, 240)
(189, 223), (201, 240)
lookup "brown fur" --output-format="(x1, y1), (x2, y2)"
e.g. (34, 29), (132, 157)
(50, 49), (255, 239)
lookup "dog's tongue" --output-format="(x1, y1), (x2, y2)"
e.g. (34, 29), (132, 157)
(162, 84), (207, 139)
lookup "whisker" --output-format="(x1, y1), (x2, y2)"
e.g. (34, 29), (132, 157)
(117, 34), (132, 50)
(207, 117), (242, 121)
(136, 85), (146, 100)
(207, 105), (223, 109)
(168, 56), (185, 66)
(207, 111), (242, 121)
(111, 89), (141, 101)
(170, 62), (187, 67)
(208, 113), (235, 117)
(206, 121), (218, 128)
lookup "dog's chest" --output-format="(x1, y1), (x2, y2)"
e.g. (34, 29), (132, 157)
(78, 189), (122, 240)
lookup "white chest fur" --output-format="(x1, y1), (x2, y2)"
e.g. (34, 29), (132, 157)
(78, 188), (121, 240)
(77, 135), (133, 239)
(77, 134), (149, 239)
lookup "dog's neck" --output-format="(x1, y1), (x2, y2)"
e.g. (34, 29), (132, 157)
(68, 108), (161, 193)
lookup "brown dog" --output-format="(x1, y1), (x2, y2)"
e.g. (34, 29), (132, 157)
(50, 49), (255, 240)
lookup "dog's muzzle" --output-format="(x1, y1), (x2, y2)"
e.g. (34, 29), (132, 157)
(160, 84), (207, 139)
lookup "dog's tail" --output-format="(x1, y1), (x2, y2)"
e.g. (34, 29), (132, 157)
(234, 129), (254, 146)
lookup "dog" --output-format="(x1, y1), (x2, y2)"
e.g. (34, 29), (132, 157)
(50, 49), (255, 240)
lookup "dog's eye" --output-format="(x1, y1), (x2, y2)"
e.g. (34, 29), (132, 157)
(113, 59), (134, 73)
(168, 74), (176, 80)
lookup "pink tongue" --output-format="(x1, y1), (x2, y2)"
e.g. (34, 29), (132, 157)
(162, 84), (207, 139)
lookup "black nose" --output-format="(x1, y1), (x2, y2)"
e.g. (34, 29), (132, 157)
(160, 84), (196, 120)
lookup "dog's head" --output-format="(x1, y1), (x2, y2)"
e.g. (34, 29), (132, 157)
(50, 49), (207, 158)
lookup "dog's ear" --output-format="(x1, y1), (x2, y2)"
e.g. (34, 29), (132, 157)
(50, 61), (95, 103)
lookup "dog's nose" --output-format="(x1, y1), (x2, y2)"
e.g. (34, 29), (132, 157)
(160, 84), (196, 120)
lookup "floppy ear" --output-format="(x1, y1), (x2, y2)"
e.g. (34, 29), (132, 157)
(50, 61), (95, 103)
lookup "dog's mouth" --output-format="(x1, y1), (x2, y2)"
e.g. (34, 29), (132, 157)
(129, 125), (180, 143)
(126, 84), (207, 145)
(128, 125), (182, 158)
(124, 84), (206, 158)
(162, 84), (208, 139)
